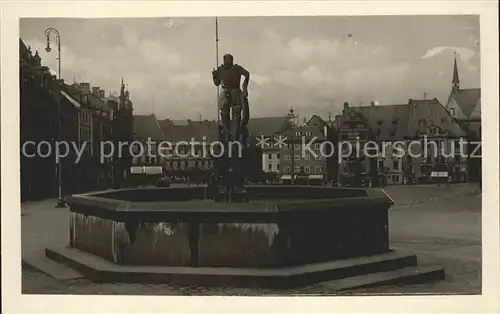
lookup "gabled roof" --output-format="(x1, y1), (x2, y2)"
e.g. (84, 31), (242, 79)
(470, 98), (481, 120)
(159, 120), (218, 142)
(158, 117), (289, 143)
(451, 88), (481, 120)
(247, 117), (289, 137)
(341, 98), (466, 141)
(406, 98), (466, 138)
(68, 83), (108, 110)
(133, 114), (164, 141)
(61, 90), (81, 109)
(307, 115), (329, 128)
(348, 104), (409, 141)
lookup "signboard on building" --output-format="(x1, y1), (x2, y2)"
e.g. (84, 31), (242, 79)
(430, 171), (448, 178)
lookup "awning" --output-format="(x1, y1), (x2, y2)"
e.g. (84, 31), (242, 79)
(281, 175), (292, 180)
(61, 90), (81, 108)
(145, 166), (163, 175)
(130, 166), (144, 174)
(308, 175), (324, 180)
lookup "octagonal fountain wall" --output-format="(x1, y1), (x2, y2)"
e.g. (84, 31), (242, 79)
(66, 186), (393, 268)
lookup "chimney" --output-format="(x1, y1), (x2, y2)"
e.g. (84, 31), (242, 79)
(342, 102), (349, 115)
(92, 87), (100, 96)
(99, 89), (105, 98)
(370, 100), (376, 107)
(79, 82), (90, 93)
(33, 50), (41, 66)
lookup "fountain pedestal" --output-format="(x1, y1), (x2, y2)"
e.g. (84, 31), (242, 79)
(46, 186), (445, 289)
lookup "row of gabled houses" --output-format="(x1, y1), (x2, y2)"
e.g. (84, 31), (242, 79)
(129, 54), (481, 186)
(329, 55), (481, 185)
(20, 39), (135, 201)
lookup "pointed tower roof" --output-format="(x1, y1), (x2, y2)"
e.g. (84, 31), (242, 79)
(452, 52), (460, 88)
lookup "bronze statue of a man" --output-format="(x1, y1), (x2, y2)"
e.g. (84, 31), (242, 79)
(212, 54), (250, 143)
(211, 54), (250, 202)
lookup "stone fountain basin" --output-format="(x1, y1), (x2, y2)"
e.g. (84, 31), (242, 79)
(66, 185), (394, 269)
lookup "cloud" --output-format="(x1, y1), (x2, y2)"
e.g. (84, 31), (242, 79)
(421, 46), (476, 62)
(20, 17), (481, 120)
(421, 46), (479, 72)
(164, 18), (185, 28)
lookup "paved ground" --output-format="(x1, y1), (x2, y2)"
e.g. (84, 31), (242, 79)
(21, 183), (481, 295)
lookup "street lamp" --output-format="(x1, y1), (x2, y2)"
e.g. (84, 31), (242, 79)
(286, 107), (299, 181)
(45, 27), (65, 208)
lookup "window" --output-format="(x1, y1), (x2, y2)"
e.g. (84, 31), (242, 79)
(284, 155), (291, 161)
(277, 164), (280, 171)
(295, 132), (301, 136)
(378, 161), (384, 170)
(393, 160), (399, 170)
(276, 153), (280, 159)
(294, 166), (301, 173)
(392, 175), (399, 183)
(294, 155), (300, 161)
(268, 164), (272, 171)
(315, 155), (321, 160)
(284, 166), (290, 173)
(305, 154), (310, 160)
(268, 154), (272, 160)
(304, 167), (310, 173)
(315, 143), (321, 149)
(294, 144), (301, 150)
(315, 166), (322, 173)
(454, 155), (460, 164)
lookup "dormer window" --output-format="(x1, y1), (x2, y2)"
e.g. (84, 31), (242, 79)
(450, 108), (456, 118)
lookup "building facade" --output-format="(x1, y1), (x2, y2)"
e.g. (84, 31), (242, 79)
(158, 119), (217, 182)
(20, 39), (135, 200)
(20, 40), (79, 201)
(445, 55), (481, 183)
(338, 98), (467, 186)
(334, 102), (377, 186)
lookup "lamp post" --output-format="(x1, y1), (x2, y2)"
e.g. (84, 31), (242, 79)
(45, 27), (65, 208)
(286, 107), (298, 182)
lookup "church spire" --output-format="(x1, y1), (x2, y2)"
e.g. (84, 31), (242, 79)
(119, 77), (126, 109)
(120, 77), (125, 96)
(452, 52), (460, 90)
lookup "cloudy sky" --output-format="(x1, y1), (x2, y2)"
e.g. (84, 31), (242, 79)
(20, 15), (480, 120)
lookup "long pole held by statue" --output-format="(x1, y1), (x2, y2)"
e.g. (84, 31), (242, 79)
(215, 17), (220, 124)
